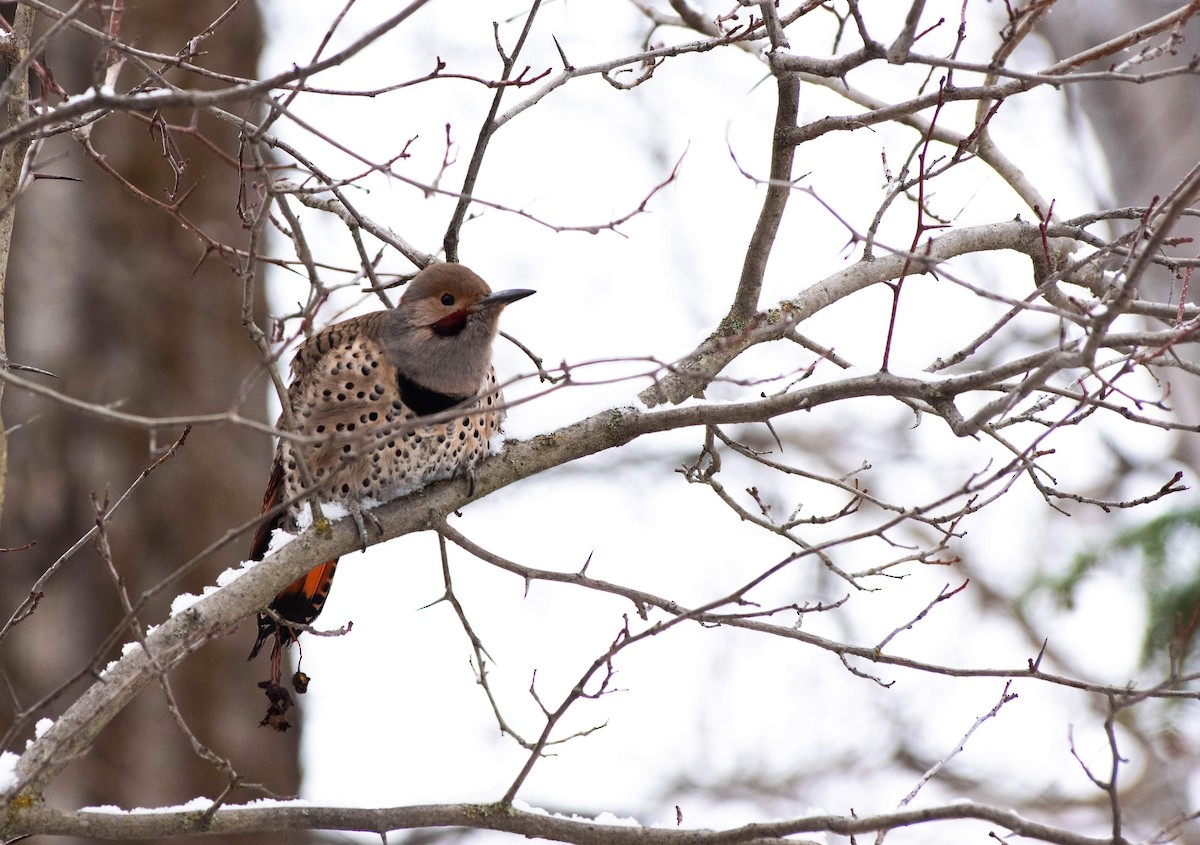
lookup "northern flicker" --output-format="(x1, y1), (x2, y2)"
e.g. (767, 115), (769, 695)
(247, 262), (533, 690)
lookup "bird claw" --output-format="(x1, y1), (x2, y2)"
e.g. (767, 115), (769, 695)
(456, 465), (478, 498)
(349, 503), (384, 553)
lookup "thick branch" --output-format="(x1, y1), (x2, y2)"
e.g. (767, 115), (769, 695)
(8, 355), (1191, 800)
(726, 61), (800, 326)
(639, 218), (1055, 406)
(0, 1), (37, 526)
(2, 798), (1119, 845)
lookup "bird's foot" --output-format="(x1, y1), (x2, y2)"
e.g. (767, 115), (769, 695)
(348, 501), (384, 552)
(455, 465), (479, 498)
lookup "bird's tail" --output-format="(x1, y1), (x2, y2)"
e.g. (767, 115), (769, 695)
(247, 458), (341, 660)
(248, 558), (340, 659)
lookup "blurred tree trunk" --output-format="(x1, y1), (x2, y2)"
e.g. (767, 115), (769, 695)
(0, 1), (307, 839)
(1040, 1), (1200, 466)
(1040, 0), (1200, 237)
(1040, 4), (1200, 842)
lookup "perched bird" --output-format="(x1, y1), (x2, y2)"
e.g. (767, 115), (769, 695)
(247, 262), (534, 691)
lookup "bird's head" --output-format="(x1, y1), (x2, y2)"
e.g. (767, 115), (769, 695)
(399, 263), (535, 336)
(384, 263), (535, 395)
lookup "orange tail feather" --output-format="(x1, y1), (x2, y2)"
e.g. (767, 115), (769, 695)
(247, 458), (341, 660)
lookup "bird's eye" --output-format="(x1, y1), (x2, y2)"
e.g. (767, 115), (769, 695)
(440, 293), (455, 306)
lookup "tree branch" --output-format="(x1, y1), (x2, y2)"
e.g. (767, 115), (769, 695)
(1, 797), (1124, 844)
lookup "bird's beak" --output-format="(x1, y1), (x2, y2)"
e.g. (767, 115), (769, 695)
(473, 288), (536, 311)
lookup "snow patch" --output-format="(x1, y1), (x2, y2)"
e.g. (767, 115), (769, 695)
(227, 797), (314, 809)
(0, 751), (18, 792)
(293, 502), (314, 532)
(217, 561), (254, 587)
(512, 800), (548, 816)
(512, 799), (641, 829)
(594, 810), (641, 828)
(264, 527), (298, 556)
(169, 557), (263, 617)
(25, 717), (55, 749)
(169, 592), (202, 615)
(58, 86), (119, 110)
(80, 797), (314, 817)
(293, 497), (393, 532)
(323, 501), (352, 521)
(60, 90), (99, 109)
(82, 796), (215, 814)
(99, 641), (143, 677)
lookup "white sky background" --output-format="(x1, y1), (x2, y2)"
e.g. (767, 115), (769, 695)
(253, 1), (1195, 841)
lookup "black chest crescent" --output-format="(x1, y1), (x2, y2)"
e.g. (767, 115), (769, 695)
(396, 372), (470, 417)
